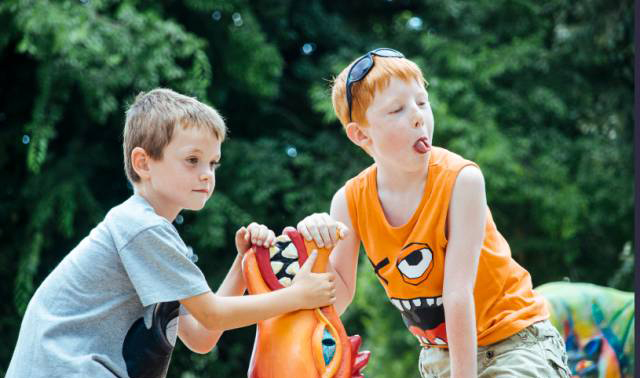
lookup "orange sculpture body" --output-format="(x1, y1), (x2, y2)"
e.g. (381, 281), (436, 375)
(242, 228), (369, 378)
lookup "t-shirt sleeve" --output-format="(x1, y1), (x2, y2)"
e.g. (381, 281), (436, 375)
(119, 224), (211, 307)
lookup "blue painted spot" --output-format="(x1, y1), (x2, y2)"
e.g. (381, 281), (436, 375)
(322, 329), (336, 365)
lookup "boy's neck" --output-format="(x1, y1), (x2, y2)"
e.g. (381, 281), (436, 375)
(133, 185), (180, 222)
(375, 157), (430, 193)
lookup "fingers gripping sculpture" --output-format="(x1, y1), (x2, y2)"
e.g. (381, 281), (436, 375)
(242, 227), (370, 378)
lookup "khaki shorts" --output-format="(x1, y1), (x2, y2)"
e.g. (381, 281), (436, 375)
(419, 320), (571, 378)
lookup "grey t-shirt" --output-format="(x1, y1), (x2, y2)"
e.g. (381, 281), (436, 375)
(6, 194), (211, 378)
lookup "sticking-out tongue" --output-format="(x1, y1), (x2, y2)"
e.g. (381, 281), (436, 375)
(413, 138), (431, 154)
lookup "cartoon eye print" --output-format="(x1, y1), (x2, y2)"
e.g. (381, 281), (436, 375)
(396, 243), (433, 285)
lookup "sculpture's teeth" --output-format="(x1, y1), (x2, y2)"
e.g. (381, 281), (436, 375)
(269, 246), (279, 258)
(281, 243), (298, 259)
(276, 235), (291, 243)
(271, 261), (284, 274)
(402, 300), (412, 311)
(278, 277), (292, 287)
(426, 298), (434, 306)
(434, 338), (446, 345)
(436, 297), (443, 307)
(285, 261), (300, 275)
(412, 298), (422, 307)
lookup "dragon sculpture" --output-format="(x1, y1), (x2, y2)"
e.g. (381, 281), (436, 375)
(242, 227), (370, 378)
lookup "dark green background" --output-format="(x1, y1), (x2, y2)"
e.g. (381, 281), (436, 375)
(0, 0), (632, 376)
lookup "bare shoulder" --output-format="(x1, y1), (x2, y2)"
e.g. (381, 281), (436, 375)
(330, 185), (360, 245)
(450, 165), (486, 209)
(454, 165), (485, 189)
(330, 186), (352, 225)
(331, 186), (347, 207)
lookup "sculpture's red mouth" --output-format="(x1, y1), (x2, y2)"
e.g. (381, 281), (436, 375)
(254, 229), (309, 291)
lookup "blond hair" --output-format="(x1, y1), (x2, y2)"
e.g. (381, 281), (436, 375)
(331, 55), (426, 128)
(123, 88), (226, 183)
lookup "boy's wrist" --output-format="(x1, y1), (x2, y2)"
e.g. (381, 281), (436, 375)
(282, 285), (304, 310)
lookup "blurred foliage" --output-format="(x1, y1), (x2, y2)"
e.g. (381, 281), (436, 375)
(0, 0), (632, 376)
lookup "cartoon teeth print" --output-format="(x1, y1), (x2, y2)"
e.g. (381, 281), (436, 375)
(390, 295), (447, 346)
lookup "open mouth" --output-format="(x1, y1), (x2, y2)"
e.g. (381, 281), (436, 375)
(253, 229), (309, 290)
(390, 295), (447, 346)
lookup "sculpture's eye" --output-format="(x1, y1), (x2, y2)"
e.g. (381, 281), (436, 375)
(322, 329), (336, 365)
(397, 247), (433, 285)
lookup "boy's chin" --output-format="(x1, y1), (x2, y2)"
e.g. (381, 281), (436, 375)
(184, 201), (208, 211)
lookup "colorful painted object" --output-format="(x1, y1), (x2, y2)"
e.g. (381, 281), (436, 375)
(242, 228), (370, 378)
(538, 282), (634, 378)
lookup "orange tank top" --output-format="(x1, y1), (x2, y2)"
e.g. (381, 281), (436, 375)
(345, 147), (548, 348)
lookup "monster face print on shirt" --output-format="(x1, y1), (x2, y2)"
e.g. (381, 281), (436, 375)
(368, 242), (448, 347)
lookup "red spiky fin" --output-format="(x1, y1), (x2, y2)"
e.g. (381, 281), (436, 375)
(349, 335), (370, 378)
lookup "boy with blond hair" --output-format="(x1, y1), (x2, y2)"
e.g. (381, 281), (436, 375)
(297, 49), (570, 377)
(7, 88), (336, 378)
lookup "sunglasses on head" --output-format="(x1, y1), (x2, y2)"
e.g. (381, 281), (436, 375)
(345, 48), (405, 122)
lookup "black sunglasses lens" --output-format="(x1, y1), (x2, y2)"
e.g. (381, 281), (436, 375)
(372, 48), (404, 58)
(349, 56), (374, 83)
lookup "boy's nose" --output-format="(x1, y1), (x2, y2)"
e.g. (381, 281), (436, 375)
(410, 105), (424, 128)
(412, 114), (424, 128)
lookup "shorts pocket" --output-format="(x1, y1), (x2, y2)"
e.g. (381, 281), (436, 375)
(537, 322), (571, 377)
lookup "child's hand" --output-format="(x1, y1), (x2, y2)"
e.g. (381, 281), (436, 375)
(291, 251), (336, 309)
(297, 213), (349, 249)
(235, 222), (276, 256)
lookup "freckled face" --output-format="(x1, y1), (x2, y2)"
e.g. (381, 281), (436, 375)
(363, 77), (434, 171)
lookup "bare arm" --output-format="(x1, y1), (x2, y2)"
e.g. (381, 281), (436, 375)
(179, 250), (335, 332)
(178, 254), (246, 353)
(443, 166), (486, 378)
(178, 223), (279, 353)
(297, 186), (361, 315)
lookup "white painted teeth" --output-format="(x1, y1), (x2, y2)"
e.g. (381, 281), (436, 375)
(278, 277), (292, 286)
(390, 296), (443, 311)
(275, 235), (291, 243)
(434, 338), (446, 345)
(281, 243), (298, 259)
(270, 261), (284, 274)
(391, 299), (403, 311)
(269, 246), (279, 258)
(285, 261), (300, 275)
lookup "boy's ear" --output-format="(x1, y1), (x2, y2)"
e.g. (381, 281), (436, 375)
(345, 122), (371, 149)
(131, 147), (152, 180)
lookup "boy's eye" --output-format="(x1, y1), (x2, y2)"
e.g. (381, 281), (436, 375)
(390, 106), (403, 114)
(187, 157), (198, 164)
(210, 161), (221, 170)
